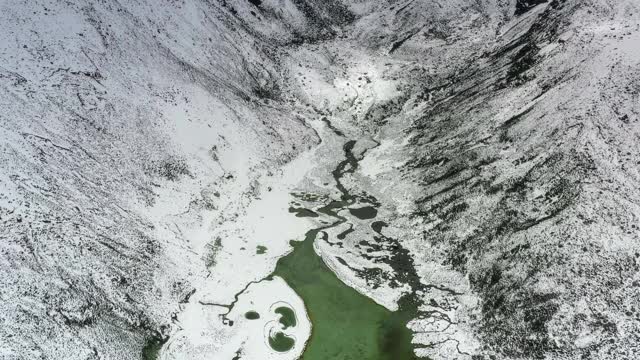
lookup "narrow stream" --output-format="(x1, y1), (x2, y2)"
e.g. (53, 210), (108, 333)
(272, 140), (419, 359)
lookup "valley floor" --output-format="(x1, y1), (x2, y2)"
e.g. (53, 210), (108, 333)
(2, 0), (640, 359)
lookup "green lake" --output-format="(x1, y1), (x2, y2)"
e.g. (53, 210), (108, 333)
(272, 228), (417, 359)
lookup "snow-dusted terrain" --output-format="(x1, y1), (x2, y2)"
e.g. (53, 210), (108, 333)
(1, 0), (640, 359)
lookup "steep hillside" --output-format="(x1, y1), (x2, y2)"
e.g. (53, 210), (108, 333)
(1, 0), (639, 359)
(340, 0), (640, 358)
(0, 0), (343, 358)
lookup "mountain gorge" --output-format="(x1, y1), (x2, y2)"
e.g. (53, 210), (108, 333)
(1, 0), (639, 359)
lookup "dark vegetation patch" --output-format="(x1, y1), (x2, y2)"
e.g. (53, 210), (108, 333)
(258, 0), (355, 44)
(506, 43), (540, 85)
(149, 157), (192, 181)
(336, 256), (390, 290)
(291, 191), (326, 203)
(515, 0), (548, 16)
(204, 237), (223, 268)
(389, 30), (420, 54)
(252, 82), (281, 100)
(421, 162), (469, 186)
(439, 201), (469, 221)
(363, 93), (409, 127)
(492, 0), (569, 87)
(465, 258), (565, 359)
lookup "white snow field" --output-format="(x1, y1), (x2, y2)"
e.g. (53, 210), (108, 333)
(1, 0), (640, 359)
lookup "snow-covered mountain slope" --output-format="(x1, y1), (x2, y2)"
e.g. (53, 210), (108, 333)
(1, 0), (639, 359)
(0, 0), (334, 358)
(333, 0), (640, 358)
